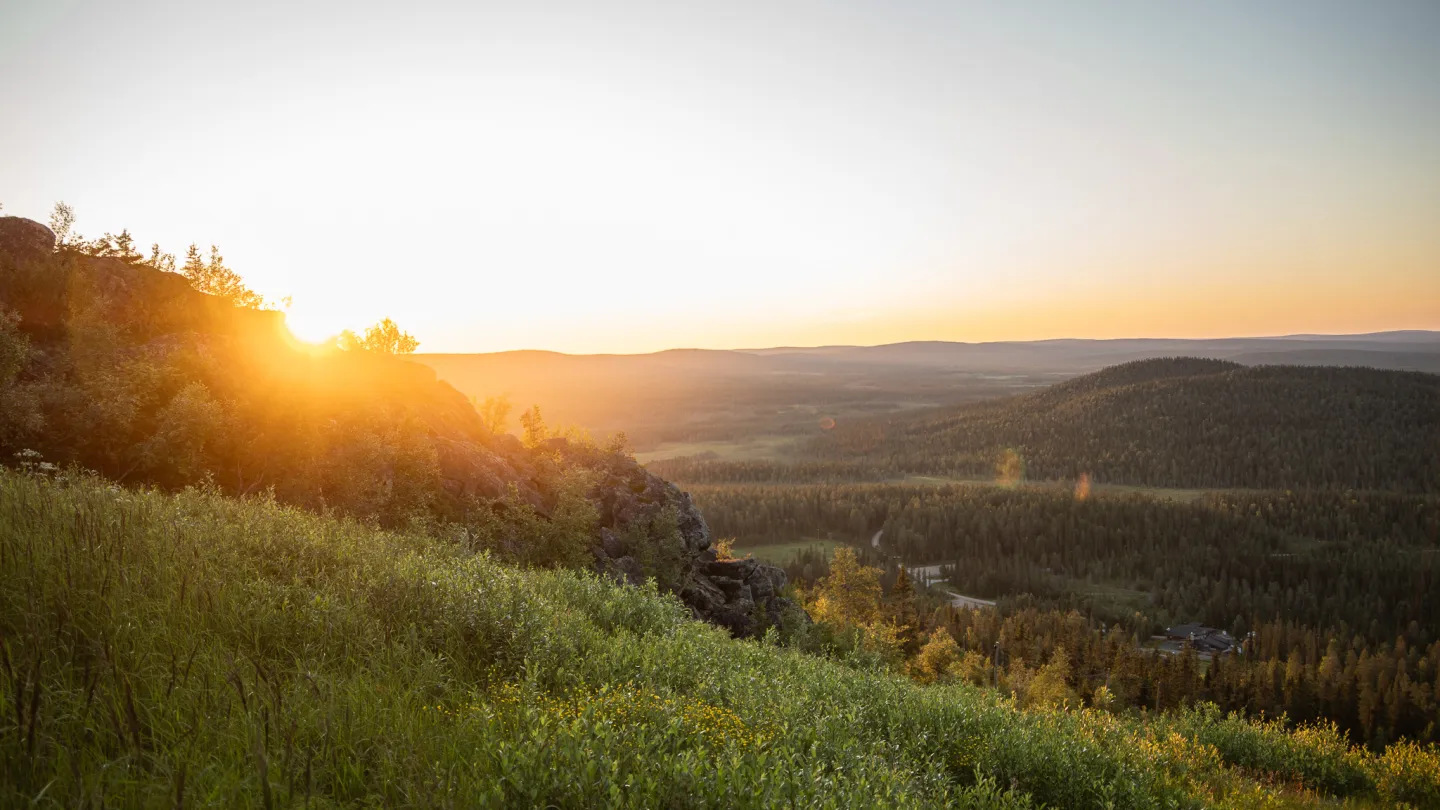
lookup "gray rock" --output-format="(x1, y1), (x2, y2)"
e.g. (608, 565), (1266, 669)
(706, 558), (760, 580)
(598, 527), (624, 559)
(560, 444), (799, 638)
(0, 217), (55, 265)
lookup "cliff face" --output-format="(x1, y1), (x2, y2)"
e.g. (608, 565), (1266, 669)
(561, 440), (796, 636)
(0, 216), (796, 637)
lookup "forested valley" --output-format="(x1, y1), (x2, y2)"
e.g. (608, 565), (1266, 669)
(648, 359), (1440, 752)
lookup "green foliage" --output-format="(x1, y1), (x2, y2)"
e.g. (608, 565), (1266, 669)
(338, 317), (420, 354)
(474, 467), (600, 570)
(691, 482), (1440, 646)
(520, 404), (548, 448)
(139, 381), (225, 478)
(0, 310), (41, 447)
(0, 234), (618, 561)
(5, 470), (1433, 807)
(909, 627), (963, 685)
(621, 504), (689, 589)
(1154, 704), (1372, 797)
(475, 393), (513, 434)
(182, 243), (266, 309)
(697, 474), (1440, 749)
(810, 546), (884, 629)
(47, 201), (79, 248)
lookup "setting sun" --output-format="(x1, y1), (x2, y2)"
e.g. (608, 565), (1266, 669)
(283, 302), (351, 345)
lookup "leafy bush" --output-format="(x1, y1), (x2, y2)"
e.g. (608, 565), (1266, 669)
(1371, 740), (1440, 808)
(1155, 704), (1372, 796)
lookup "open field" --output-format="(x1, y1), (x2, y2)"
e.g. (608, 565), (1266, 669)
(732, 538), (846, 565)
(897, 475), (1214, 503)
(635, 435), (800, 464)
(416, 351), (1056, 451)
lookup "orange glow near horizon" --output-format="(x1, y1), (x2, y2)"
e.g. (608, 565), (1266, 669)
(4, 4), (1438, 355)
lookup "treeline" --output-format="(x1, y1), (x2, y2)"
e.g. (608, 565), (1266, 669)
(793, 548), (1439, 750)
(926, 606), (1440, 751)
(694, 482), (1440, 644)
(646, 457), (889, 484)
(799, 358), (1440, 492)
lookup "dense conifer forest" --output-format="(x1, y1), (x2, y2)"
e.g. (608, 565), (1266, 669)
(643, 359), (1440, 755)
(798, 358), (1440, 492)
(692, 484), (1439, 642)
(685, 482), (1440, 750)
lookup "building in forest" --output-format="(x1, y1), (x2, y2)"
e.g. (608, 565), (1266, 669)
(1163, 624), (1235, 654)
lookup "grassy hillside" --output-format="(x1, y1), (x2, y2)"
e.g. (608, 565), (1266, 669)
(802, 359), (1440, 492)
(3, 470), (1439, 808)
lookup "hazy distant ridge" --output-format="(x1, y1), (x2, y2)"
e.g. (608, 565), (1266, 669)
(421, 330), (1440, 373)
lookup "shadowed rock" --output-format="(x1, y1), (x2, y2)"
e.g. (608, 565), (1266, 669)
(555, 439), (798, 637)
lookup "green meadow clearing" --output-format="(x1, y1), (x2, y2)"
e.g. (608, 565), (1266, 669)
(732, 538), (847, 565)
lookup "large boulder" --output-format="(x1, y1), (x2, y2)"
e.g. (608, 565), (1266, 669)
(558, 440), (799, 637)
(0, 217), (55, 266)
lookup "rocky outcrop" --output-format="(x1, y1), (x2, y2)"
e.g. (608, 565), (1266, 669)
(0, 217), (55, 265)
(0, 216), (285, 341)
(682, 556), (793, 637)
(557, 440), (799, 637)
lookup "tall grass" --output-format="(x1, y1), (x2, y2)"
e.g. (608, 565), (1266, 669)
(1, 470), (1436, 808)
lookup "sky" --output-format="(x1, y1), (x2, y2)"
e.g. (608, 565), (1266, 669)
(2, 0), (1438, 353)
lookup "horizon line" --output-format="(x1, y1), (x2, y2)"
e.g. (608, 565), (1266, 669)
(412, 328), (1440, 359)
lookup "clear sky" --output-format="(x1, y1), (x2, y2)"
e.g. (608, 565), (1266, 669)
(3, 1), (1438, 353)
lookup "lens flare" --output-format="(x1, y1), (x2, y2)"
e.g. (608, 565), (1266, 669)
(819, 416), (836, 430)
(996, 448), (1025, 488)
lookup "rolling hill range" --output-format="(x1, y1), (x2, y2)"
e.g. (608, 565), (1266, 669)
(802, 358), (1440, 492)
(741, 331), (1440, 372)
(414, 332), (1440, 453)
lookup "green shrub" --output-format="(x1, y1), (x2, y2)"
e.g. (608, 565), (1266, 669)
(1157, 704), (1372, 796)
(1371, 740), (1440, 808)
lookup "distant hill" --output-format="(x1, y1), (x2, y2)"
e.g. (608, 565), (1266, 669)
(1228, 349), (1440, 374)
(804, 358), (1440, 492)
(414, 348), (1048, 450)
(740, 332), (1440, 371)
(415, 332), (1440, 451)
